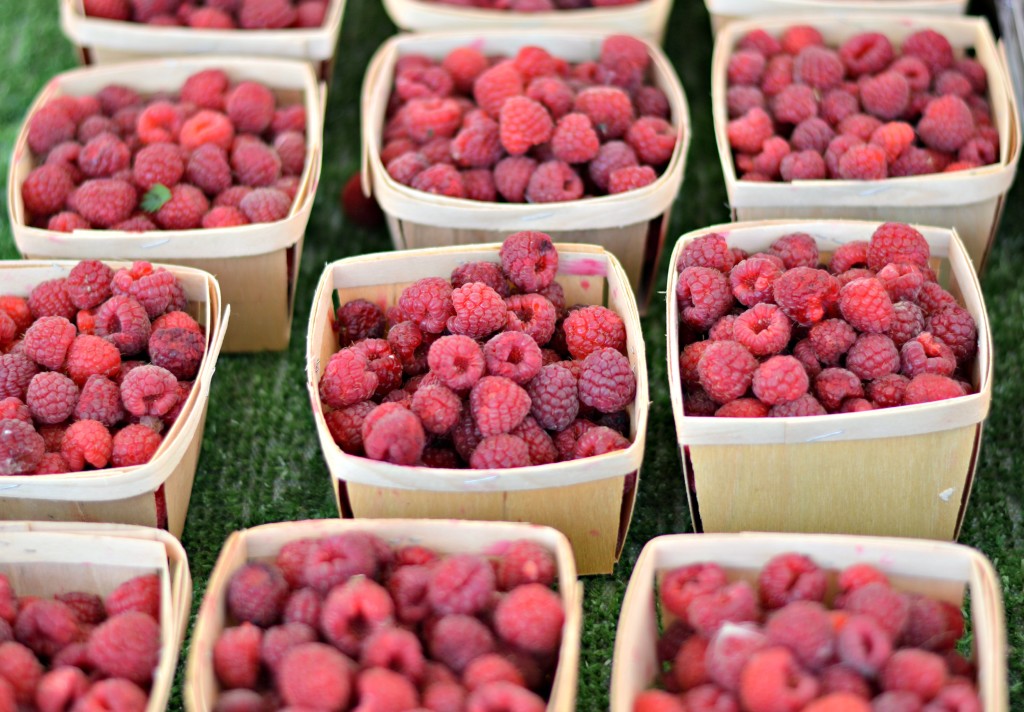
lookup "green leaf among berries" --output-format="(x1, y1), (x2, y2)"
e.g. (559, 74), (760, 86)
(140, 184), (171, 213)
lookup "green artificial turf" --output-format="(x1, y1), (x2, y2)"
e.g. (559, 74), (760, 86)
(1, 1), (1023, 710)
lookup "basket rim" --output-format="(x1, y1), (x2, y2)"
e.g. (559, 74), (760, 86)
(382, 0), (667, 22)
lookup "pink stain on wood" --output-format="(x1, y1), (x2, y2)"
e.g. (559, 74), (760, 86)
(563, 258), (607, 277)
(589, 529), (600, 537)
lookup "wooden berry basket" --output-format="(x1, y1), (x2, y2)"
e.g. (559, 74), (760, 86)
(666, 220), (991, 540)
(381, 0), (673, 44)
(7, 56), (323, 353)
(361, 30), (690, 311)
(0, 521), (192, 712)
(306, 242), (648, 575)
(0, 260), (228, 537)
(704, 0), (967, 35)
(712, 15), (1021, 272)
(609, 532), (1007, 712)
(184, 518), (583, 712)
(59, 0), (346, 80)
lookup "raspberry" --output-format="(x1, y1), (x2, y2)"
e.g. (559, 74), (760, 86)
(926, 306), (977, 363)
(868, 373), (910, 408)
(839, 278), (895, 333)
(445, 283), (506, 340)
(876, 263), (926, 304)
(772, 84), (819, 126)
(111, 423), (162, 466)
(523, 159), (582, 202)
(179, 109), (235, 152)
(917, 95), (974, 153)
(902, 595), (963, 652)
(399, 277), (455, 334)
(750, 355), (808, 406)
(728, 85), (767, 120)
(572, 424), (629, 459)
(729, 50), (767, 86)
(25, 371), (79, 424)
(469, 376), (531, 437)
(682, 233), (734, 274)
(714, 398), (768, 417)
(791, 118), (834, 154)
(85, 610), (160, 684)
(760, 54), (795, 97)
(35, 665), (90, 712)
(451, 120), (502, 170)
(568, 86), (633, 141)
(521, 363), (576, 432)
(739, 646), (819, 712)
(301, 534), (378, 596)
(46, 211), (89, 232)
(120, 364), (179, 417)
(765, 600), (835, 672)
(782, 25), (824, 55)
(631, 690), (686, 712)
(28, 103), (78, 157)
(74, 678), (148, 712)
(225, 562), (287, 628)
(902, 29), (954, 75)
(838, 114), (884, 143)
(844, 332), (899, 380)
(0, 353), (39, 402)
(687, 581), (759, 637)
(821, 89), (859, 127)
(496, 97), (552, 157)
(756, 553), (826, 611)
(178, 69), (228, 112)
(464, 654), (526, 691)
(496, 232), (557, 292)
(0, 419), (45, 475)
(199, 206), (246, 228)
(900, 333), (956, 378)
(187, 144), (232, 195)
(879, 649), (947, 701)
(105, 573), (160, 620)
(803, 693), (873, 712)
(325, 401), (376, 454)
(484, 331), (542, 385)
(837, 144), (888, 180)
(71, 179), (136, 228)
(231, 139), (281, 187)
(840, 33), (894, 77)
(506, 293), (557, 349)
(729, 257), (783, 307)
(575, 347), (633, 414)
(423, 554), (494, 617)
(0, 398), (30, 423)
(276, 642), (352, 709)
(330, 301), (384, 349)
(320, 577), (394, 657)
(64, 260), (114, 312)
(772, 267), (840, 326)
(779, 150), (826, 181)
(468, 434), (529, 469)
(842, 582), (909, 641)
(357, 627), (426, 684)
(794, 46), (843, 91)
(808, 319), (856, 365)
(361, 403), (425, 465)
(823, 135), (862, 178)
(523, 78), (574, 125)
(916, 281), (957, 317)
(677, 267), (732, 330)
(23, 316), (77, 371)
(671, 635), (710, 691)
(859, 71), (911, 121)
(222, 81), (274, 135)
(406, 384), (459, 436)
(21, 164), (75, 218)
(153, 183), (209, 230)
(867, 223), (930, 272)
(706, 623), (769, 693)
(558, 306), (626, 361)
(731, 303), (790, 357)
(739, 28), (782, 58)
(236, 186), (291, 223)
(728, 108), (774, 155)
(488, 582), (564, 657)
(766, 233), (818, 271)
(474, 62), (525, 119)
(428, 335), (485, 391)
(835, 614), (893, 678)
(78, 132), (131, 179)
(903, 373), (965, 404)
(466, 681), (547, 712)
(61, 418), (112, 470)
(95, 295), (151, 356)
(609, 165), (657, 193)
(441, 47), (488, 95)
(814, 367), (863, 411)
(696, 340), (757, 404)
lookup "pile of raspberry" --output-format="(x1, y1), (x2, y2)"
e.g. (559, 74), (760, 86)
(0, 571), (164, 712)
(633, 552), (980, 712)
(318, 231), (638, 469)
(380, 35), (678, 202)
(422, 0), (643, 10)
(0, 259), (206, 476)
(211, 533), (566, 711)
(82, 0), (328, 29)
(676, 223), (978, 417)
(726, 25), (999, 182)
(20, 68), (307, 232)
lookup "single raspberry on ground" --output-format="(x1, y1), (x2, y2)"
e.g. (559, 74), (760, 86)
(120, 364), (179, 417)
(61, 419), (112, 470)
(111, 423), (162, 467)
(87, 610), (161, 684)
(361, 402), (425, 465)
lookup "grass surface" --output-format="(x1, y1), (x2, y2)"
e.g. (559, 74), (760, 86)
(1, 1), (1023, 710)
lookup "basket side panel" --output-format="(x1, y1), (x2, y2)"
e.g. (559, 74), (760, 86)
(691, 426), (979, 539)
(164, 402), (207, 538)
(0, 494), (158, 529)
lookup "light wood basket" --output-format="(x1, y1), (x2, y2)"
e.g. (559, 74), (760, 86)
(360, 30), (690, 311)
(704, 0), (967, 35)
(59, 0), (346, 80)
(0, 260), (228, 537)
(381, 0), (673, 44)
(666, 220), (991, 540)
(712, 15), (1022, 272)
(305, 242), (648, 575)
(0, 521), (192, 712)
(7, 56), (323, 353)
(184, 518), (582, 712)
(609, 532), (1007, 712)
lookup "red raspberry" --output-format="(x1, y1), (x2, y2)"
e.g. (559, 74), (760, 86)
(187, 7), (234, 27)
(876, 263), (926, 303)
(826, 242), (867, 275)
(0, 641), (43, 705)
(464, 654), (525, 691)
(64, 260), (113, 312)
(0, 398), (30, 423)
(470, 433), (532, 469)
(821, 89), (859, 127)
(560, 306), (624, 360)
(492, 583), (563, 656)
(111, 423), (162, 466)
(728, 49), (767, 86)
(226, 562), (288, 627)
(202, 206), (248, 228)
(35, 666), (90, 712)
(231, 139), (281, 187)
(409, 384), (460, 436)
(838, 114), (884, 142)
(484, 331), (542, 385)
(757, 552), (827, 610)
(791, 118), (834, 154)
(523, 363), (576, 431)
(426, 554), (495, 617)
(78, 132), (131, 179)
(95, 295), (151, 356)
(353, 667), (418, 712)
(0, 419), (45, 475)
(360, 627), (425, 682)
(573, 424), (629, 458)
(0, 353), (39, 401)
(451, 262), (509, 298)
(428, 335), (486, 391)
(28, 104), (77, 156)
(272, 131), (305, 176)
(824, 135), (862, 178)
(903, 373), (965, 404)
(705, 623), (769, 692)
(751, 355), (808, 406)
(72, 179), (137, 228)
(179, 69), (229, 112)
(577, 347), (634, 414)
(489, 156), (534, 203)
(276, 642), (352, 709)
(839, 278), (894, 333)
(105, 573), (160, 620)
(443, 47), (488, 94)
(86, 611), (160, 684)
(609, 165), (658, 193)
(739, 646), (820, 712)
(135, 100), (183, 145)
(902, 29), (954, 75)
(325, 401), (375, 454)
(682, 233), (734, 273)
(179, 109), (235, 152)
(766, 600), (836, 672)
(334, 299), (384, 347)
(842, 581), (909, 641)
(404, 98), (462, 144)
(223, 81), (275, 134)
(75, 679), (148, 711)
(677, 267), (732, 330)
(446, 283), (506, 340)
(901, 333), (956, 378)
(547, 113), (598, 165)
(23, 316), (76, 370)
(773, 267), (840, 326)
(835, 614), (893, 678)
(513, 45), (565, 83)
(153, 183), (208, 230)
(574, 86), (634, 140)
(66, 334), (121, 387)
(782, 24), (824, 54)
(880, 649), (947, 701)
(887, 302), (925, 349)
(761, 54), (795, 97)
(739, 28), (782, 58)
(837, 144), (888, 180)
(492, 540), (555, 592)
(77, 115), (117, 144)
(120, 364), (178, 417)
(715, 398), (769, 417)
(498, 97), (553, 157)
(728, 85), (766, 120)
(504, 293), (559, 347)
(903, 595), (963, 652)
(84, 0), (131, 19)
(927, 306), (977, 364)
(584, 142), (634, 193)
(524, 159), (583, 202)
(845, 333), (899, 380)
(779, 150), (826, 181)
(96, 84), (141, 116)
(918, 95), (974, 153)
(814, 367), (864, 411)
(398, 277), (454, 335)
(26, 371), (79, 424)
(466, 681), (546, 712)
(771, 84), (818, 126)
(687, 581), (759, 636)
(527, 76), (575, 120)
(732, 303), (791, 356)
(794, 46), (843, 91)
(697, 340), (758, 404)
(866, 373), (909, 409)
(320, 577), (394, 657)
(474, 62), (525, 119)
(840, 33), (894, 77)
(452, 118), (502, 169)
(497, 231), (556, 292)
(860, 71), (910, 121)
(868, 222), (930, 271)
(916, 281), (958, 316)
(269, 103), (305, 136)
(187, 144), (233, 196)
(728, 107), (773, 155)
(729, 257), (782, 307)
(868, 121), (915, 166)
(47, 212), (90, 232)
(21, 164), (75, 218)
(631, 690), (686, 712)
(238, 187), (291, 224)
(808, 319), (857, 365)
(624, 117), (676, 167)
(362, 403), (426, 465)
(301, 533), (378, 596)
(385, 563), (432, 625)
(61, 419), (112, 470)
(768, 233), (819, 270)
(469, 376), (530, 437)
